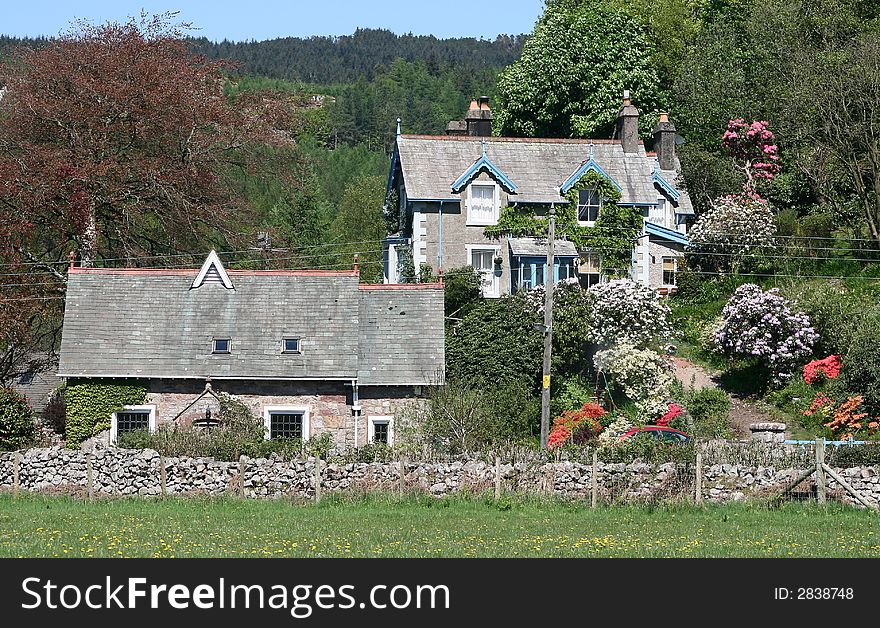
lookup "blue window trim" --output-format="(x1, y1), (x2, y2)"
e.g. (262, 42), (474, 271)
(451, 153), (518, 194)
(560, 158), (623, 194)
(511, 255), (579, 293)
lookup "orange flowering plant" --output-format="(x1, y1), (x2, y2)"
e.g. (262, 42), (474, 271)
(805, 393), (880, 440)
(548, 402), (606, 449)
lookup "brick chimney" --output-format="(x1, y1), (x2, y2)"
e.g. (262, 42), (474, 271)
(653, 112), (677, 170)
(616, 90), (639, 153)
(466, 96), (493, 137)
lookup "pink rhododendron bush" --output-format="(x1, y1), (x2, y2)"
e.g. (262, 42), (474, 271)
(716, 284), (818, 381)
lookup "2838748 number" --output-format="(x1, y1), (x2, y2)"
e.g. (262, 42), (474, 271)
(797, 588), (853, 600)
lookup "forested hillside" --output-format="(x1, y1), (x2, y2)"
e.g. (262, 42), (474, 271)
(189, 28), (525, 83)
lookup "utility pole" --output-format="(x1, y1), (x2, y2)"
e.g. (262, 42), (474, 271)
(540, 206), (556, 449)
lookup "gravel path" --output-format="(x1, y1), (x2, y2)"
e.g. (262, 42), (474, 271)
(670, 356), (780, 440)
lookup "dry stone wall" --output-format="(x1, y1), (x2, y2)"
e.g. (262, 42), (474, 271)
(1, 446), (878, 508)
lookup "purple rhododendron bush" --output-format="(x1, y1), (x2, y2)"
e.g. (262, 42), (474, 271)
(715, 284), (818, 381)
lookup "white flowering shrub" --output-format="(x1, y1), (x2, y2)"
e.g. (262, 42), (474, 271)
(598, 416), (635, 445)
(586, 279), (672, 348)
(687, 194), (776, 271)
(715, 283), (819, 380)
(594, 342), (673, 411)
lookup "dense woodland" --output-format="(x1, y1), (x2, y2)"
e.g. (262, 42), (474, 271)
(4, 1), (880, 451)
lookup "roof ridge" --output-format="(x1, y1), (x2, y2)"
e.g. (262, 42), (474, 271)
(400, 134), (632, 145)
(68, 267), (360, 277)
(359, 283), (444, 290)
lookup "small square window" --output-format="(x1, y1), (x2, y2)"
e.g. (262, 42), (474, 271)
(269, 412), (304, 440)
(282, 337), (301, 353)
(372, 421), (390, 444)
(368, 416), (393, 446)
(213, 338), (231, 354)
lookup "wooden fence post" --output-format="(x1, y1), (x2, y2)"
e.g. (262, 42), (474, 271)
(695, 451), (703, 505)
(13, 450), (20, 498)
(238, 457), (246, 497)
(87, 454), (94, 501)
(816, 439), (826, 505)
(591, 449), (598, 509)
(495, 456), (501, 500)
(314, 458), (322, 503)
(398, 458), (405, 497)
(159, 455), (167, 498)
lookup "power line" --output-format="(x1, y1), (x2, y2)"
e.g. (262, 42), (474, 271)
(0, 239), (388, 268)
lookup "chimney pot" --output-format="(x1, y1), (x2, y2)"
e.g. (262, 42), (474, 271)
(465, 96), (492, 136)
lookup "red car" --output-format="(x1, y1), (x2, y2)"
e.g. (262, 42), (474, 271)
(618, 426), (690, 443)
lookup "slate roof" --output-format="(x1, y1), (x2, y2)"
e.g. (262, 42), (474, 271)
(58, 268), (444, 386)
(358, 286), (445, 386)
(508, 238), (579, 258)
(395, 135), (693, 214)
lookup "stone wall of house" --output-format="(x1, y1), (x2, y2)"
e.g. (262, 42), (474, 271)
(2, 446), (878, 508)
(135, 380), (421, 450)
(416, 170), (511, 292)
(647, 240), (684, 288)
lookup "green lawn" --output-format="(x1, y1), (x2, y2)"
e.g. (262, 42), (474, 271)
(0, 494), (877, 557)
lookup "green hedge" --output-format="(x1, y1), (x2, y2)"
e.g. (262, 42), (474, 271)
(65, 379), (147, 447)
(0, 387), (36, 451)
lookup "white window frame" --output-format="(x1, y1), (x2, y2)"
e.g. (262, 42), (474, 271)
(466, 182), (500, 226)
(662, 256), (678, 286)
(263, 406), (310, 441)
(466, 244), (502, 298)
(368, 415), (394, 446)
(576, 188), (602, 226)
(110, 405), (157, 444)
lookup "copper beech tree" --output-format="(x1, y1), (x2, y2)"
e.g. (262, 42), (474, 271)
(0, 13), (285, 383)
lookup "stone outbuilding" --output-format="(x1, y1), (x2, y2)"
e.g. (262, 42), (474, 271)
(57, 252), (445, 449)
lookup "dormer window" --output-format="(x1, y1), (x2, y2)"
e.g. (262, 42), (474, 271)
(282, 337), (301, 354)
(467, 183), (499, 226)
(212, 338), (231, 354)
(577, 188), (601, 224)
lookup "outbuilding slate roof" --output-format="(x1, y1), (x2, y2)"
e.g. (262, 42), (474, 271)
(58, 267), (444, 386)
(395, 135), (693, 214)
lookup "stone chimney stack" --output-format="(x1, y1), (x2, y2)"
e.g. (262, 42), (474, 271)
(465, 96), (493, 137)
(653, 112), (677, 170)
(616, 90), (640, 154)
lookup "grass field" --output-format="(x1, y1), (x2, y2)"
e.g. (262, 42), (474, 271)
(0, 494), (878, 557)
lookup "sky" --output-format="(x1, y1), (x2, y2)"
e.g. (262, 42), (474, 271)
(1, 1), (544, 41)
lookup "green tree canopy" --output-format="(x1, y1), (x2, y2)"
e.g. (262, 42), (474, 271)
(494, 0), (663, 138)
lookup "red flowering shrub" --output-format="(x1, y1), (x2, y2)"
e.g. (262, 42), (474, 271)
(548, 403), (606, 449)
(803, 355), (841, 385)
(655, 403), (683, 427)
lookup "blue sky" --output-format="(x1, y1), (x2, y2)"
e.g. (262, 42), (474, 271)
(2, 1), (544, 41)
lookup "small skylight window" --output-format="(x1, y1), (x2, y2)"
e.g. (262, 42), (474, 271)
(213, 338), (231, 354)
(282, 337), (301, 354)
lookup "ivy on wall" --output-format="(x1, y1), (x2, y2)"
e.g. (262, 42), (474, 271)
(484, 170), (643, 277)
(65, 379), (147, 447)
